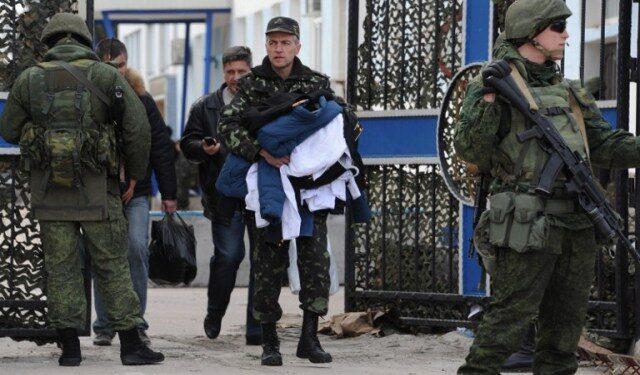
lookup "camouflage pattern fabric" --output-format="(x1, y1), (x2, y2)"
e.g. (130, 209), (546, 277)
(454, 39), (640, 230)
(0, 42), (150, 183)
(454, 30), (640, 375)
(39, 194), (143, 330)
(0, 37), (149, 331)
(219, 56), (336, 323)
(458, 227), (597, 374)
(250, 212), (330, 323)
(218, 56), (332, 163)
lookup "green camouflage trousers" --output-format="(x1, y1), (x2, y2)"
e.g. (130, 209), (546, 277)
(458, 226), (597, 375)
(250, 211), (330, 323)
(40, 194), (143, 331)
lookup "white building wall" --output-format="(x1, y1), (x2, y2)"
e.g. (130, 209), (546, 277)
(117, 17), (231, 138)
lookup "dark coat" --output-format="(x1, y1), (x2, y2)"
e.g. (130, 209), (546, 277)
(180, 84), (237, 220)
(125, 68), (177, 200)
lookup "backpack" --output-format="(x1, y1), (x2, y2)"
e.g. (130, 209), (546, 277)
(22, 59), (119, 221)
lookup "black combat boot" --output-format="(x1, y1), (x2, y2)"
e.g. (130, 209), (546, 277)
(56, 328), (81, 366)
(261, 322), (282, 366)
(296, 310), (332, 363)
(118, 328), (165, 365)
(501, 322), (536, 373)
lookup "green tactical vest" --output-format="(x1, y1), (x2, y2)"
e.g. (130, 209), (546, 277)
(21, 59), (119, 221)
(492, 77), (588, 191)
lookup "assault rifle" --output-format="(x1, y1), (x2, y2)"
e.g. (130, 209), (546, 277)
(482, 60), (640, 264)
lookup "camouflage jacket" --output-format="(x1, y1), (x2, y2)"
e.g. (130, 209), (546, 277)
(0, 41), (151, 181)
(454, 38), (640, 229)
(218, 56), (334, 162)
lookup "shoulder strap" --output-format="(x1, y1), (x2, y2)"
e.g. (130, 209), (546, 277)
(509, 63), (539, 112)
(567, 90), (590, 161)
(51, 60), (112, 107)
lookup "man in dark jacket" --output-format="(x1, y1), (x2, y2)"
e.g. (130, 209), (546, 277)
(180, 46), (261, 345)
(91, 38), (178, 346)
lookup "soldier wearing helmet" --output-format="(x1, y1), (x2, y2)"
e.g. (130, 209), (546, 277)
(0, 13), (163, 366)
(454, 0), (640, 373)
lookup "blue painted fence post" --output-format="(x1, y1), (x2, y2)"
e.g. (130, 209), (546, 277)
(460, 0), (491, 296)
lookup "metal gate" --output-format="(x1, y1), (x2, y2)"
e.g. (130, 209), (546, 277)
(345, 0), (640, 340)
(0, 0), (92, 340)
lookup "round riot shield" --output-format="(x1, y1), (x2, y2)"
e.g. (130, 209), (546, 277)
(437, 63), (484, 206)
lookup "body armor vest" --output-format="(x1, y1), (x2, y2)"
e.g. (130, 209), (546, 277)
(492, 77), (588, 191)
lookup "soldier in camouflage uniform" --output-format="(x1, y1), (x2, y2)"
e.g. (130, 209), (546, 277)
(218, 16), (335, 366)
(0, 13), (163, 366)
(454, 1), (640, 373)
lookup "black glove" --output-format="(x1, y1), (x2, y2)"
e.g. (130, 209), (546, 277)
(478, 86), (496, 96)
(482, 60), (512, 85)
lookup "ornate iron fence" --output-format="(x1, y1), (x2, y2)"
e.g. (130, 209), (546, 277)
(345, 0), (469, 328)
(346, 0), (640, 342)
(354, 0), (463, 111)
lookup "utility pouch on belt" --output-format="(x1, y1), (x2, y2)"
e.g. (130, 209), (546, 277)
(473, 210), (496, 275)
(18, 122), (44, 172)
(509, 194), (544, 252)
(489, 192), (515, 246)
(489, 192), (549, 253)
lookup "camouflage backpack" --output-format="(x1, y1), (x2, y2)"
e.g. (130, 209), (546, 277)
(20, 59), (118, 187)
(19, 59), (119, 221)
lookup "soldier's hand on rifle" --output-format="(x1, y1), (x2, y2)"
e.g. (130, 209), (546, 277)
(480, 60), (511, 102)
(162, 199), (177, 213)
(482, 60), (511, 81)
(121, 178), (136, 204)
(202, 139), (221, 155)
(259, 148), (289, 168)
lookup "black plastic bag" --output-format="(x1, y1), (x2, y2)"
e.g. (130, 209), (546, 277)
(148, 213), (197, 285)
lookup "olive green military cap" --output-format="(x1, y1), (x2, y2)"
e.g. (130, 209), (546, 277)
(265, 16), (300, 39)
(505, 0), (572, 40)
(41, 12), (93, 46)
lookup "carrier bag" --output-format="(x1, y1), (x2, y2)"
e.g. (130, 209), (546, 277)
(149, 213), (197, 284)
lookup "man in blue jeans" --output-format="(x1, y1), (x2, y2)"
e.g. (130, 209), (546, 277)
(92, 38), (178, 346)
(180, 46), (261, 345)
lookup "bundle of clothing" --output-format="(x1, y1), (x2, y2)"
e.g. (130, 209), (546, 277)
(216, 90), (371, 241)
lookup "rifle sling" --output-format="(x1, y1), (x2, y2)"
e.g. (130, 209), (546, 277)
(52, 60), (112, 107)
(509, 63), (590, 163)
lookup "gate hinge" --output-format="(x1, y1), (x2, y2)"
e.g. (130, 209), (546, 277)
(631, 58), (639, 83)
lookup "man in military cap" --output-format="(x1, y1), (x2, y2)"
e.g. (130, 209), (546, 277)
(454, 0), (640, 373)
(218, 16), (335, 366)
(0, 13), (164, 366)
(181, 46), (262, 345)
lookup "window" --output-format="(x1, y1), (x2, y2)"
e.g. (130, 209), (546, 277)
(307, 0), (321, 15)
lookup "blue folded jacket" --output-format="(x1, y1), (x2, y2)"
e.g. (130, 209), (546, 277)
(215, 153), (251, 199)
(216, 96), (365, 233)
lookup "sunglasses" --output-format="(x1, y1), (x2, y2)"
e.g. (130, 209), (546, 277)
(549, 19), (567, 33)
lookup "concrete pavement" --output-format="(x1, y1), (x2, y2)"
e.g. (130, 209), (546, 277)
(0, 287), (607, 374)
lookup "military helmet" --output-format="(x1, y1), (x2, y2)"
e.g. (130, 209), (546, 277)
(41, 12), (93, 46)
(504, 0), (572, 40)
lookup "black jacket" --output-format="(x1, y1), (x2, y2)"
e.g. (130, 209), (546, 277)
(125, 69), (177, 200)
(180, 84), (236, 220)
